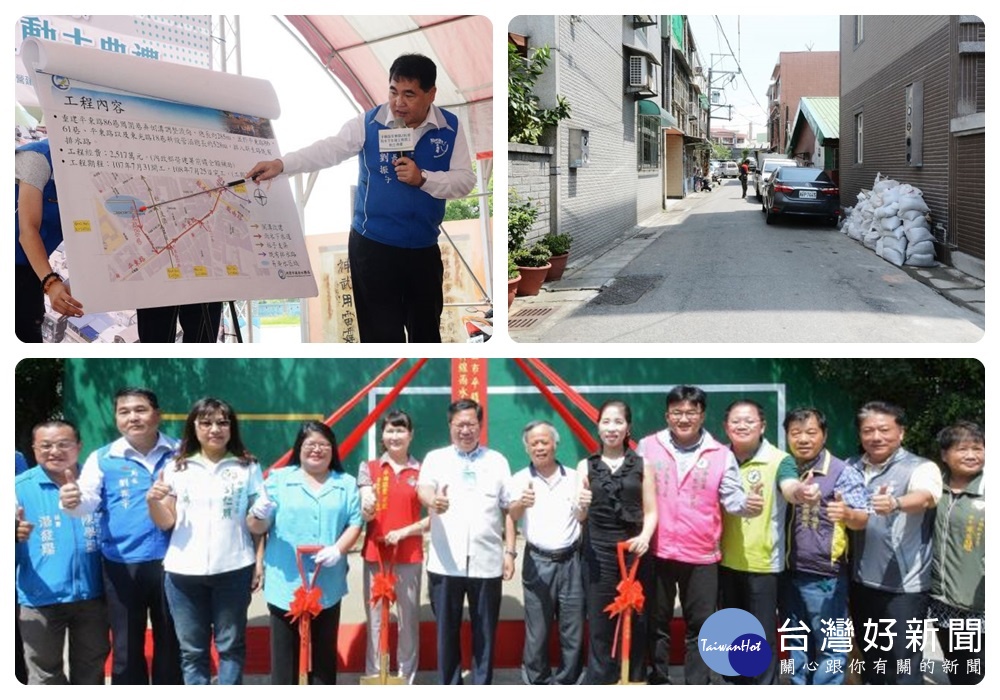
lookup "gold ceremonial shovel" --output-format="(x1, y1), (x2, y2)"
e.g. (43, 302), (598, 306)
(360, 543), (406, 685)
(610, 541), (646, 685)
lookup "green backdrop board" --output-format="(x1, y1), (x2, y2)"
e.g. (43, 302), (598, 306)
(61, 358), (863, 473)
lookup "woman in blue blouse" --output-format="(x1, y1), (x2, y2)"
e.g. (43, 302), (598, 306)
(247, 421), (362, 684)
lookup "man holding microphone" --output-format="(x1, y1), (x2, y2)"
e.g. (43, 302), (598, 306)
(247, 53), (475, 343)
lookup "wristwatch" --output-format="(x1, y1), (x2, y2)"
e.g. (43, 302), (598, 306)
(504, 549), (517, 559)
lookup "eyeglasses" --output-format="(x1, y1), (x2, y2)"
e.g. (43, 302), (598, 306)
(668, 410), (702, 420)
(196, 419), (231, 430)
(34, 440), (77, 452)
(727, 419), (761, 427)
(302, 442), (332, 452)
(451, 422), (480, 432)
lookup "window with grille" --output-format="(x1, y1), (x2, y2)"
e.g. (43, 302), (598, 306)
(637, 115), (659, 171)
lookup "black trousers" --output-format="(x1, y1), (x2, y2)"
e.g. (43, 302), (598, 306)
(427, 573), (501, 685)
(648, 558), (717, 685)
(103, 558), (182, 685)
(15, 264), (44, 343)
(348, 229), (444, 343)
(583, 538), (649, 684)
(849, 582), (927, 685)
(268, 602), (340, 685)
(137, 302), (222, 343)
(718, 567), (779, 685)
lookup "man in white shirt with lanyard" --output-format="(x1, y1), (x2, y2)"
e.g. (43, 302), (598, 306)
(507, 420), (592, 685)
(418, 398), (512, 684)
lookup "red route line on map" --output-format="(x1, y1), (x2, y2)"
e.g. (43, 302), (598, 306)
(125, 185), (248, 277)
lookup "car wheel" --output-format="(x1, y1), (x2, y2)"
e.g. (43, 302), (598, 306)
(828, 216), (839, 227)
(765, 208), (776, 225)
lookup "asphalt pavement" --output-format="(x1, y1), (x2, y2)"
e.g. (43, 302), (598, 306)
(510, 179), (984, 343)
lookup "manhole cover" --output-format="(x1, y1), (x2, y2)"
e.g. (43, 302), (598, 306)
(509, 306), (556, 329)
(589, 274), (662, 306)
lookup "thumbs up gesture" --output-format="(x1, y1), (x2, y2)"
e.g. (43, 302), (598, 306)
(146, 468), (173, 503)
(871, 483), (897, 515)
(826, 490), (848, 523)
(431, 484), (450, 514)
(745, 481), (765, 517)
(59, 468), (82, 510)
(577, 474), (593, 510)
(15, 506), (34, 542)
(798, 472), (821, 506)
(520, 480), (536, 509)
(361, 489), (376, 519)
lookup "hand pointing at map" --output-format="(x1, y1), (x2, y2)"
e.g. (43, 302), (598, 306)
(247, 160), (285, 183)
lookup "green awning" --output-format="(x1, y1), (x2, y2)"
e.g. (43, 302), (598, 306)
(638, 99), (678, 129)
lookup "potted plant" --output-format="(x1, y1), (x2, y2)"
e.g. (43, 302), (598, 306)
(541, 231), (572, 281)
(508, 191), (538, 302)
(507, 253), (521, 308)
(513, 242), (552, 297)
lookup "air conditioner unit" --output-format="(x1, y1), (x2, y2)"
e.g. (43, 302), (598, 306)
(629, 55), (649, 88)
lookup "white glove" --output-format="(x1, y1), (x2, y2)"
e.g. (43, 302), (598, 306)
(250, 497), (276, 521)
(314, 545), (342, 568)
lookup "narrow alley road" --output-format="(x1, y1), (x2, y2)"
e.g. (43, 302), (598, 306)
(512, 179), (984, 343)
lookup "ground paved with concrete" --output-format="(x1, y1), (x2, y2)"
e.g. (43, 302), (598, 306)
(510, 179), (984, 343)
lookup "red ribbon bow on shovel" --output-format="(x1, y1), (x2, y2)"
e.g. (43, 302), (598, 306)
(286, 545), (323, 684)
(603, 540), (645, 661)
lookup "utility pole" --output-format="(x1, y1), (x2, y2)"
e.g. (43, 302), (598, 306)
(707, 53), (738, 159)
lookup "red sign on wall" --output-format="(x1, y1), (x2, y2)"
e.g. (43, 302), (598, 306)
(451, 358), (487, 444)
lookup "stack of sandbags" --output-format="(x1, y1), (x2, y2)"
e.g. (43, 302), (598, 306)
(839, 174), (936, 267)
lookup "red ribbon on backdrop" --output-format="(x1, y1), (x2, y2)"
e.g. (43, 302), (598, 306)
(269, 358), (408, 472)
(513, 358), (598, 454)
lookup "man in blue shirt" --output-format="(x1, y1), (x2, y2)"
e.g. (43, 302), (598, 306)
(248, 54), (475, 343)
(59, 387), (182, 684)
(15, 420), (108, 684)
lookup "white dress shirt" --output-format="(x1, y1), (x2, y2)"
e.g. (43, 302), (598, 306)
(281, 103), (475, 201)
(418, 445), (511, 578)
(510, 463), (581, 551)
(162, 453), (263, 576)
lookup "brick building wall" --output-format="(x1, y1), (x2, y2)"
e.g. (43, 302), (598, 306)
(774, 51), (839, 152)
(508, 143), (553, 243)
(839, 17), (952, 243)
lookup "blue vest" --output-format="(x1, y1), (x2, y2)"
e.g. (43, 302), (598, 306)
(15, 467), (104, 607)
(15, 140), (62, 266)
(351, 106), (458, 249)
(93, 443), (175, 563)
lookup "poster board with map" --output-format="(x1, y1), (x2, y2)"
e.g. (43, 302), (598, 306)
(21, 38), (317, 313)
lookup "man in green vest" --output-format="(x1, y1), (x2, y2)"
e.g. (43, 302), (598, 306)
(719, 399), (820, 684)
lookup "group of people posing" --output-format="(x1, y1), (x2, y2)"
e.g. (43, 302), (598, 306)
(15, 385), (984, 685)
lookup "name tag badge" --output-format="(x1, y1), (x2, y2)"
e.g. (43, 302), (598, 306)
(462, 467), (477, 490)
(379, 127), (416, 153)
